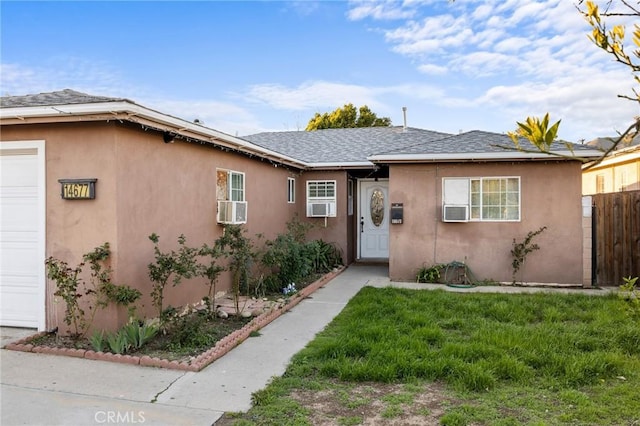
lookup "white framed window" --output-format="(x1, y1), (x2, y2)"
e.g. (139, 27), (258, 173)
(217, 169), (245, 201)
(617, 170), (627, 192)
(596, 174), (605, 194)
(287, 177), (295, 203)
(443, 177), (520, 222)
(306, 180), (337, 217)
(216, 168), (247, 224)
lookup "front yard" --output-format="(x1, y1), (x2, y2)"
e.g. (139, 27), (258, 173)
(219, 287), (640, 425)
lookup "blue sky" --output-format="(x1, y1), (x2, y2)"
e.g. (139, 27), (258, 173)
(2, 0), (638, 142)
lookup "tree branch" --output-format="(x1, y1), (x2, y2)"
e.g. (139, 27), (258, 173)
(582, 117), (640, 170)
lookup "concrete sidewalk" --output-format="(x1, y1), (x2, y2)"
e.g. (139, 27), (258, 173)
(1, 265), (616, 426)
(0, 265), (387, 426)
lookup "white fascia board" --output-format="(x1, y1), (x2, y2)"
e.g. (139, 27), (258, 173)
(583, 150), (640, 169)
(368, 150), (604, 163)
(1, 102), (310, 169)
(305, 161), (375, 170)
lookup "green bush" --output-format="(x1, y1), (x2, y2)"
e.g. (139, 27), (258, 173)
(262, 233), (313, 287)
(168, 312), (216, 350)
(147, 233), (199, 323)
(416, 264), (444, 283)
(91, 321), (159, 354)
(46, 243), (141, 339)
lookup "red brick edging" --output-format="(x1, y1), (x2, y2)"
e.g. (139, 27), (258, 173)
(4, 266), (346, 372)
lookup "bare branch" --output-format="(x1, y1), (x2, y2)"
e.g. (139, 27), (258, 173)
(582, 117), (640, 170)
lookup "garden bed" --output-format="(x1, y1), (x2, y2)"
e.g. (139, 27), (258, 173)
(4, 266), (345, 372)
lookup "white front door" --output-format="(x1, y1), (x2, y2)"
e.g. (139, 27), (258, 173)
(359, 180), (389, 259)
(0, 141), (46, 330)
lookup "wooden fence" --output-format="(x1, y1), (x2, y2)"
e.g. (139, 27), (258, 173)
(591, 190), (640, 286)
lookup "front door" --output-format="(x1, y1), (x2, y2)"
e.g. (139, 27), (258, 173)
(359, 180), (389, 259)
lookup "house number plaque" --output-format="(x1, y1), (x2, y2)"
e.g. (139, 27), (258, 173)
(59, 178), (97, 200)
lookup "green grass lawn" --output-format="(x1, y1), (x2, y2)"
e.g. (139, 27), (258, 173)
(221, 287), (640, 425)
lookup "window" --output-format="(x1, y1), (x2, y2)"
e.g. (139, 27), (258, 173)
(287, 177), (295, 203)
(216, 169), (247, 224)
(596, 174), (605, 194)
(217, 169), (245, 201)
(443, 177), (520, 222)
(306, 180), (337, 217)
(307, 180), (336, 199)
(617, 170), (627, 192)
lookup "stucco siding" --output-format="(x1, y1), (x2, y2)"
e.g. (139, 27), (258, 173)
(2, 122), (120, 331)
(583, 158), (640, 194)
(389, 161), (584, 284)
(111, 123), (303, 323)
(2, 122), (305, 331)
(299, 170), (350, 262)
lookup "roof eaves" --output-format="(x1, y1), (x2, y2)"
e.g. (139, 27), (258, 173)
(304, 161), (376, 170)
(0, 101), (310, 170)
(582, 146), (640, 170)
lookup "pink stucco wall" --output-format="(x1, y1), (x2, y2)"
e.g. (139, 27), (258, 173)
(388, 161), (584, 284)
(1, 121), (307, 332)
(297, 170), (351, 261)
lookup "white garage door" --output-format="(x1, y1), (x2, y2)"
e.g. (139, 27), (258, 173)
(0, 141), (46, 330)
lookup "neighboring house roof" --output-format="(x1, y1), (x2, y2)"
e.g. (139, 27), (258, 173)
(586, 133), (640, 151)
(0, 89), (128, 107)
(244, 127), (451, 168)
(368, 130), (603, 163)
(1, 89), (603, 168)
(583, 143), (640, 171)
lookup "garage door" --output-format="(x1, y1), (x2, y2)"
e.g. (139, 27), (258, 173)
(0, 141), (46, 330)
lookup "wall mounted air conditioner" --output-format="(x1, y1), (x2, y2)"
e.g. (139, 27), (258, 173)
(307, 202), (336, 217)
(443, 205), (469, 222)
(217, 200), (248, 224)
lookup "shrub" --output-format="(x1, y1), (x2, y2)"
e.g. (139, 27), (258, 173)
(260, 223), (343, 294)
(197, 242), (226, 313)
(147, 233), (199, 323)
(416, 264), (444, 283)
(91, 321), (159, 354)
(215, 225), (256, 314)
(46, 243), (141, 339)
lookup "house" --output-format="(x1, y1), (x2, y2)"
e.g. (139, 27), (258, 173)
(582, 141), (640, 195)
(0, 90), (602, 332)
(248, 129), (602, 288)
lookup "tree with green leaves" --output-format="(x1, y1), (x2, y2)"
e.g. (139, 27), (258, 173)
(305, 103), (392, 131)
(508, 0), (639, 167)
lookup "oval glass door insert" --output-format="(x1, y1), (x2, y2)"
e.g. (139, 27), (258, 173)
(370, 188), (384, 227)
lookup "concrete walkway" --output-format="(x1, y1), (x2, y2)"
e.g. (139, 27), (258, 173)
(0, 265), (616, 426)
(0, 265), (387, 426)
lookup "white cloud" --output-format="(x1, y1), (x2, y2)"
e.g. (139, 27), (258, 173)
(493, 36), (529, 53)
(472, 4), (493, 21)
(417, 63), (448, 75)
(0, 59), (133, 98)
(244, 80), (383, 111)
(346, 0), (417, 21)
(146, 99), (256, 135)
(343, 0), (639, 140)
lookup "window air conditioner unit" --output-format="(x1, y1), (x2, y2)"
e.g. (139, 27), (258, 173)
(217, 200), (248, 224)
(443, 205), (469, 222)
(307, 202), (335, 217)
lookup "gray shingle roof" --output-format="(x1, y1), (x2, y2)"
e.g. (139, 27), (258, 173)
(2, 90), (600, 165)
(246, 128), (598, 164)
(0, 89), (128, 108)
(244, 127), (451, 164)
(377, 130), (599, 156)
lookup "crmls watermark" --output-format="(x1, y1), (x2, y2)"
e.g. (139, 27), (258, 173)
(94, 411), (145, 424)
